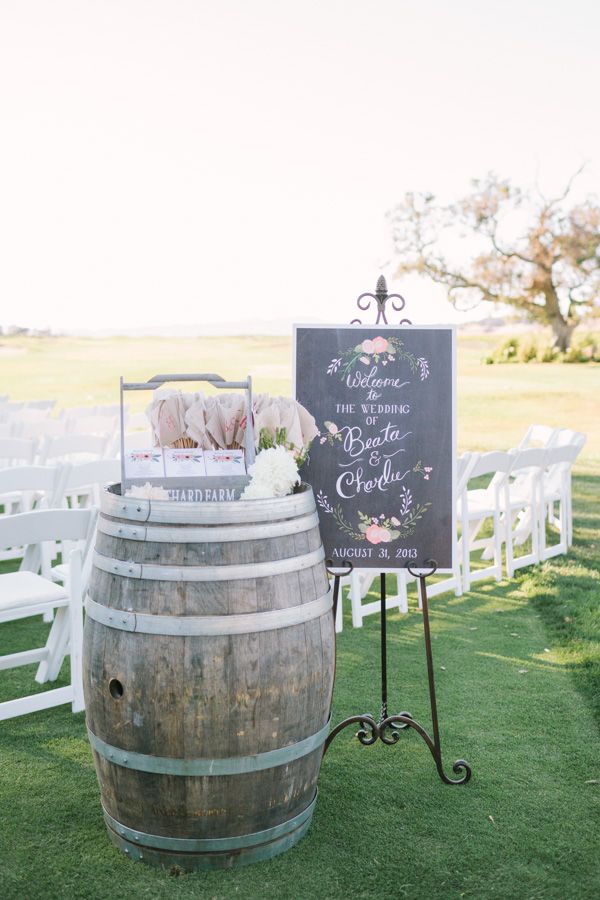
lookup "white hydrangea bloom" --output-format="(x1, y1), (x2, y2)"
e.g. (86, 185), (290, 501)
(124, 483), (170, 500)
(241, 446), (300, 500)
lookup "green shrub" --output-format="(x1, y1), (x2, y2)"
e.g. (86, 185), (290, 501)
(561, 346), (585, 363)
(484, 331), (600, 364)
(572, 333), (599, 361)
(536, 342), (558, 363)
(517, 338), (538, 363)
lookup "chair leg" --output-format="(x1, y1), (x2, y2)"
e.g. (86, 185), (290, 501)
(35, 607), (69, 683)
(461, 516), (471, 591)
(504, 509), (514, 579)
(395, 570), (409, 614)
(69, 550), (85, 712)
(335, 587), (343, 634)
(350, 569), (364, 628)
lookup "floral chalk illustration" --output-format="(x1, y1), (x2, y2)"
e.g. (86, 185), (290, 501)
(316, 485), (431, 543)
(327, 336), (430, 381)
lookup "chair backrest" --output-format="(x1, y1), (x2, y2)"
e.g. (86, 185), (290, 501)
(0, 401), (25, 420)
(509, 447), (547, 472)
(0, 507), (98, 551)
(457, 452), (477, 493)
(0, 464), (68, 501)
(95, 404), (123, 417)
(24, 399), (56, 411)
(61, 405), (98, 419)
(554, 429), (587, 450)
(39, 433), (109, 464)
(545, 445), (581, 466)
(517, 424), (559, 449)
(63, 458), (121, 493)
(0, 437), (37, 466)
(69, 415), (117, 436)
(469, 451), (514, 480)
(17, 407), (53, 422)
(17, 418), (69, 440)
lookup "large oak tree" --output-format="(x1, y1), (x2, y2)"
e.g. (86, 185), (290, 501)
(389, 172), (600, 350)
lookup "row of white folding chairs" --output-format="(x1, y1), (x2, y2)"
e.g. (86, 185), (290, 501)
(460, 432), (585, 590)
(334, 428), (585, 631)
(0, 407), (148, 443)
(0, 425), (154, 468)
(0, 399), (56, 422)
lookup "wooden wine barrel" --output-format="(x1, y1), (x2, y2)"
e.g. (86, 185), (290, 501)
(83, 484), (334, 871)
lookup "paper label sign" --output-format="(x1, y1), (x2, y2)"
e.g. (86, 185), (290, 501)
(204, 449), (246, 476)
(164, 448), (207, 477)
(294, 325), (456, 570)
(124, 449), (165, 479)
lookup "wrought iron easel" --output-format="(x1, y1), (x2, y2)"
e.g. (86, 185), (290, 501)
(323, 276), (472, 786)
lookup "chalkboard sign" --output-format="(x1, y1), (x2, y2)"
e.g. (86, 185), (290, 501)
(294, 325), (456, 570)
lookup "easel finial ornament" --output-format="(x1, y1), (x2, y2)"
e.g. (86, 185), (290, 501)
(352, 275), (412, 326)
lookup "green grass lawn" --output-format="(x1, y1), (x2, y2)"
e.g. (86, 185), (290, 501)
(0, 334), (599, 899)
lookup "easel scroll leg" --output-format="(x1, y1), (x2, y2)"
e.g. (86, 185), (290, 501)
(408, 563), (472, 785)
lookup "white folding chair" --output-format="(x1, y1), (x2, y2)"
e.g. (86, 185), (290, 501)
(57, 457), (121, 513)
(0, 507), (98, 720)
(334, 568), (409, 632)
(407, 452), (476, 606)
(517, 424), (559, 450)
(24, 399), (56, 411)
(0, 401), (25, 422)
(552, 430), (587, 546)
(0, 437), (37, 468)
(95, 404), (123, 417)
(17, 418), (69, 441)
(16, 407), (53, 422)
(0, 465), (70, 564)
(458, 451), (514, 591)
(109, 429), (154, 457)
(504, 447), (546, 577)
(68, 415), (118, 437)
(38, 433), (110, 465)
(61, 405), (98, 422)
(540, 444), (582, 559)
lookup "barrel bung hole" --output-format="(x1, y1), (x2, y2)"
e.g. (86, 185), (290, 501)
(109, 678), (124, 700)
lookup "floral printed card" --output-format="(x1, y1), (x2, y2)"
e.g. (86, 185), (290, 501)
(204, 449), (246, 476)
(164, 448), (207, 477)
(294, 325), (456, 571)
(124, 449), (165, 479)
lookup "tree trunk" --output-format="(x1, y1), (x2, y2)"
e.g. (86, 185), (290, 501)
(550, 317), (576, 352)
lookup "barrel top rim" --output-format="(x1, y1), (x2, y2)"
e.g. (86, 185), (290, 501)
(102, 482), (316, 524)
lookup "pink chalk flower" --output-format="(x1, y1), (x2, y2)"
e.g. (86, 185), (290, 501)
(361, 339), (375, 353)
(359, 355), (370, 364)
(379, 529), (392, 543)
(365, 524), (385, 544)
(372, 336), (389, 354)
(391, 516), (400, 526)
(327, 422), (338, 435)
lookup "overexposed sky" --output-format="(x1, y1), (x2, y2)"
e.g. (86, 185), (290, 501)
(0, 0), (598, 333)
